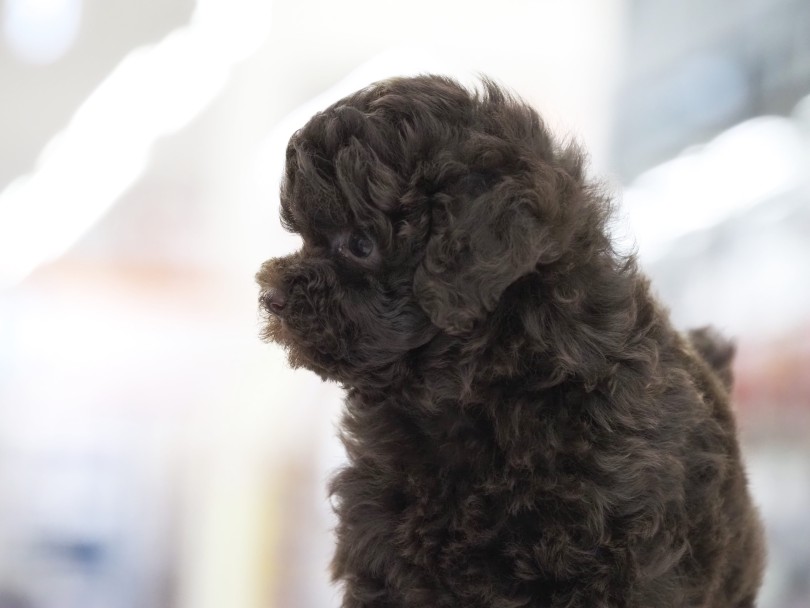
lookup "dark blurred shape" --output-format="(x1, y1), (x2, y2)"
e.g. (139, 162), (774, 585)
(613, 0), (810, 179)
(40, 539), (107, 569)
(0, 590), (33, 608)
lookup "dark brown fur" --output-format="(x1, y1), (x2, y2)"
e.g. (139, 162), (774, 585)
(256, 75), (765, 607)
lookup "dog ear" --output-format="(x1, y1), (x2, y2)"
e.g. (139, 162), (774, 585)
(413, 174), (561, 334)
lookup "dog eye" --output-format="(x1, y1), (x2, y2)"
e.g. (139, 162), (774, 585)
(346, 232), (374, 259)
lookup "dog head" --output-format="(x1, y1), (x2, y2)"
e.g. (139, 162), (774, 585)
(257, 75), (602, 386)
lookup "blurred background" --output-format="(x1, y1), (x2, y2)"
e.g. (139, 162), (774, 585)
(0, 0), (808, 606)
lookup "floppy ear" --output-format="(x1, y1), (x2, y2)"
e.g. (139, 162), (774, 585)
(413, 175), (560, 334)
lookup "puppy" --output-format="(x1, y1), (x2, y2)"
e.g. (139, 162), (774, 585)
(256, 75), (765, 607)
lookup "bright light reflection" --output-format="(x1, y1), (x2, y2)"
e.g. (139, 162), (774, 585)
(0, 0), (273, 288)
(3, 0), (82, 64)
(623, 116), (806, 262)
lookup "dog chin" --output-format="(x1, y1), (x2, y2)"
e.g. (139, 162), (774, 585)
(260, 313), (341, 379)
(259, 312), (287, 345)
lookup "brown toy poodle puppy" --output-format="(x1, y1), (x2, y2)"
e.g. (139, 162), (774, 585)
(256, 75), (765, 607)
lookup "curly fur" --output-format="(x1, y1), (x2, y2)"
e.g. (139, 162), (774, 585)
(256, 75), (765, 607)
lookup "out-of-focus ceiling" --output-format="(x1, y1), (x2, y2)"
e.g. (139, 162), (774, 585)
(0, 0), (194, 188)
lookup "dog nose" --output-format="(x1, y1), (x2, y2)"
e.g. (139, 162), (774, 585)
(262, 288), (287, 315)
